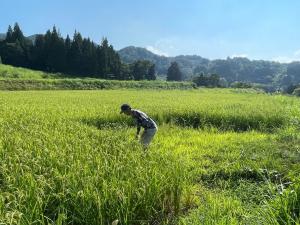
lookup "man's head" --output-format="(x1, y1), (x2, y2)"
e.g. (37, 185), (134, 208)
(120, 104), (132, 115)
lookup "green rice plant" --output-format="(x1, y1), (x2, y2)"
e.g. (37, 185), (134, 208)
(0, 89), (299, 224)
(257, 178), (300, 225)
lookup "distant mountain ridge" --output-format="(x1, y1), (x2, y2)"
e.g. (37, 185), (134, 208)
(118, 46), (209, 77)
(118, 46), (300, 89)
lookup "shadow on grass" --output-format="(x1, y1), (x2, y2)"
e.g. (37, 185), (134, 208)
(197, 168), (293, 205)
(199, 168), (290, 186)
(80, 117), (134, 129)
(162, 112), (286, 132)
(80, 112), (286, 132)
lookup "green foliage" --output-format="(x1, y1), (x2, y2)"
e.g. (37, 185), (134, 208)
(0, 23), (31, 67)
(5, 25), (13, 42)
(0, 79), (195, 91)
(118, 47), (293, 87)
(119, 63), (133, 80)
(44, 27), (66, 72)
(286, 62), (300, 85)
(192, 73), (221, 87)
(0, 64), (190, 90)
(230, 81), (253, 88)
(131, 60), (156, 80)
(260, 180), (300, 225)
(97, 38), (121, 79)
(145, 63), (156, 80)
(167, 62), (182, 81)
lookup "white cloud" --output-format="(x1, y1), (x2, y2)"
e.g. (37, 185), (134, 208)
(146, 46), (169, 56)
(272, 49), (300, 63)
(272, 56), (300, 63)
(272, 56), (295, 63)
(145, 37), (180, 56)
(293, 49), (300, 56)
(231, 53), (248, 58)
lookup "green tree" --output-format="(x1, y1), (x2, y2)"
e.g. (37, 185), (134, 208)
(1, 23), (31, 67)
(68, 31), (83, 74)
(65, 35), (71, 54)
(11, 23), (25, 44)
(131, 60), (152, 80)
(5, 25), (13, 42)
(43, 26), (66, 72)
(97, 38), (109, 77)
(167, 62), (182, 81)
(1, 40), (27, 67)
(208, 74), (220, 87)
(120, 63), (133, 80)
(146, 63), (156, 80)
(193, 73), (221, 87)
(81, 38), (97, 76)
(231, 81), (252, 88)
(110, 50), (121, 79)
(30, 34), (45, 70)
(192, 73), (207, 86)
(132, 60), (145, 80)
(97, 38), (121, 79)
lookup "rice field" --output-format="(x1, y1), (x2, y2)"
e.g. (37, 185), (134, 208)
(0, 89), (299, 224)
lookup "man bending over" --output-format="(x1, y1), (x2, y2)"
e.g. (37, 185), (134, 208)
(120, 104), (158, 148)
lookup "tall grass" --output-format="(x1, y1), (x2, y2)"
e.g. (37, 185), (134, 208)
(0, 89), (299, 224)
(259, 179), (300, 225)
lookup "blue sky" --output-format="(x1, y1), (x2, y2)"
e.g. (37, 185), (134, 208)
(1, 0), (300, 62)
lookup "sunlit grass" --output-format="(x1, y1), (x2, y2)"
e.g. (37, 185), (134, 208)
(0, 89), (299, 224)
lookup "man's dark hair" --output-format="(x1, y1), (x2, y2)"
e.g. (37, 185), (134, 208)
(121, 104), (131, 111)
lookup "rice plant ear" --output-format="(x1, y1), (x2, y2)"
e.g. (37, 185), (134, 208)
(112, 219), (119, 225)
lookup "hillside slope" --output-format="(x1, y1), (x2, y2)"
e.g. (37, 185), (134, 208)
(118, 46), (294, 88)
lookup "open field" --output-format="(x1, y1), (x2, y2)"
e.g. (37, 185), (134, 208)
(0, 89), (299, 224)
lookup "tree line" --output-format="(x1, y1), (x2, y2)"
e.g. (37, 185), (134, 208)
(192, 57), (300, 90)
(0, 23), (173, 81)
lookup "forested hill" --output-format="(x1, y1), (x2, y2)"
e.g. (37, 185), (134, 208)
(118, 46), (209, 77)
(118, 46), (300, 88)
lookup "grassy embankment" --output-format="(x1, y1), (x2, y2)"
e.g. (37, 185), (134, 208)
(0, 64), (195, 90)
